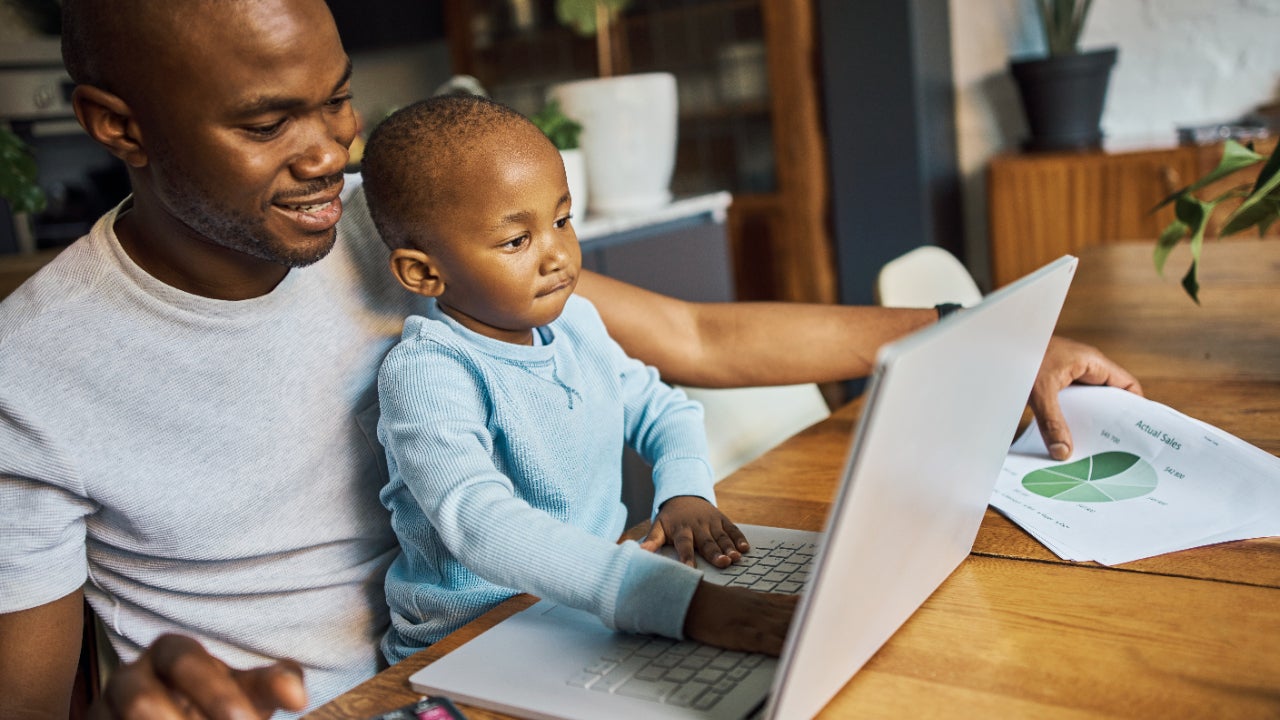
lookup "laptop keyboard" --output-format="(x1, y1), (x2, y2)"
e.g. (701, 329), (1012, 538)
(565, 538), (817, 709)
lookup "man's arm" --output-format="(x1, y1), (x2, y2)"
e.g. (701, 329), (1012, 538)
(575, 270), (936, 388)
(577, 270), (1142, 460)
(0, 590), (84, 720)
(0, 591), (307, 720)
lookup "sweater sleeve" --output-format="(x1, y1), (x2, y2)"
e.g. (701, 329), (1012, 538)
(378, 332), (701, 639)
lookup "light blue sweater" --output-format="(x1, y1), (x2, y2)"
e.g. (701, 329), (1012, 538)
(377, 295), (715, 662)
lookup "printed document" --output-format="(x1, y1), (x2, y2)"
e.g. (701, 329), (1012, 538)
(991, 386), (1280, 565)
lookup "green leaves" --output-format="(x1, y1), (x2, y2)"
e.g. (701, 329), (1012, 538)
(1152, 139), (1277, 303)
(528, 99), (583, 151)
(554, 0), (631, 37)
(0, 125), (47, 216)
(1221, 143), (1280, 236)
(1037, 0), (1094, 56)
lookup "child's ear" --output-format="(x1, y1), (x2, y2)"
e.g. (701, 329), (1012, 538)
(389, 248), (445, 297)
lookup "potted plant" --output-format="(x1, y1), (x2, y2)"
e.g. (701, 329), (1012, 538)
(1009, 0), (1117, 152)
(529, 98), (589, 216)
(546, 0), (678, 216)
(0, 125), (47, 254)
(1152, 139), (1280, 303)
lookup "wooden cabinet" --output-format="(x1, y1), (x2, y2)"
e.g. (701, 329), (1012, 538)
(987, 139), (1278, 288)
(442, 0), (835, 304)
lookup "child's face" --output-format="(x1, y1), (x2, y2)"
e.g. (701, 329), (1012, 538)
(426, 131), (581, 344)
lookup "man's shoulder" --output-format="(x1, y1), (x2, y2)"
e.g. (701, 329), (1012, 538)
(0, 237), (113, 349)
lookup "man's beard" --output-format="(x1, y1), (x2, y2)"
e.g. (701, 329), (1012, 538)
(153, 150), (341, 268)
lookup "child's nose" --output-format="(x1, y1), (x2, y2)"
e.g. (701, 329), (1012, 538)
(541, 234), (571, 271)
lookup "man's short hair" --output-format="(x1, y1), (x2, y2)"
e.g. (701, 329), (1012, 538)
(361, 95), (535, 251)
(61, 0), (173, 92)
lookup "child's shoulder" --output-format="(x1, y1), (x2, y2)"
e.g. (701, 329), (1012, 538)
(383, 313), (477, 373)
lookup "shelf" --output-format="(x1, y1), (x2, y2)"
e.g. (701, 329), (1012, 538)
(576, 192), (731, 249)
(444, 0), (835, 305)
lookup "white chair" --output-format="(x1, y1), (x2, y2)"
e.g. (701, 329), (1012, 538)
(875, 245), (983, 308)
(681, 384), (831, 482)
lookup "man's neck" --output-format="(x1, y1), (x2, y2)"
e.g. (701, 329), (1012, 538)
(114, 203), (291, 301)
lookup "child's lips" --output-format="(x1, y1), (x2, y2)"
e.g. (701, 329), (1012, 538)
(539, 276), (576, 297)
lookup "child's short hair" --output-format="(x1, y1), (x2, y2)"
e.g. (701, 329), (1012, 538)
(361, 94), (536, 251)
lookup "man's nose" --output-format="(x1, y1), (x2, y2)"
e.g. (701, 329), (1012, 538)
(292, 109), (355, 179)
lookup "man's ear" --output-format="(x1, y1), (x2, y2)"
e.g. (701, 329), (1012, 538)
(389, 247), (446, 297)
(71, 85), (147, 168)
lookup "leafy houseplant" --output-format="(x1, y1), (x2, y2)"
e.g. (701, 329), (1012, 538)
(546, 0), (677, 216)
(530, 99), (589, 215)
(1010, 0), (1117, 152)
(1037, 0), (1093, 55)
(1152, 140), (1280, 303)
(0, 125), (47, 216)
(528, 99), (582, 151)
(554, 0), (631, 78)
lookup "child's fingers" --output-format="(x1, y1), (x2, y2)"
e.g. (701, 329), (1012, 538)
(719, 517), (750, 553)
(670, 527), (698, 566)
(639, 522), (667, 552)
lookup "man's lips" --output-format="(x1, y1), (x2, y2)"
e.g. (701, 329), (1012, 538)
(273, 189), (343, 232)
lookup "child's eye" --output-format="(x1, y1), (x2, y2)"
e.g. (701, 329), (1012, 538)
(554, 214), (573, 230)
(502, 234), (529, 249)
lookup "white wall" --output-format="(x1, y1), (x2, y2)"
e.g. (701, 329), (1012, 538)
(950, 0), (1280, 289)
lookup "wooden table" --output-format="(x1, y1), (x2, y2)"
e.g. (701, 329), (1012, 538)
(310, 239), (1280, 719)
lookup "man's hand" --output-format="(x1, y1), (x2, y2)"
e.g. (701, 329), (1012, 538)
(91, 634), (306, 719)
(640, 496), (749, 569)
(682, 581), (798, 656)
(1030, 336), (1144, 460)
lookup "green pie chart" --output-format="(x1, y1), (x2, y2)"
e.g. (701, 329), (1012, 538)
(1021, 451), (1158, 502)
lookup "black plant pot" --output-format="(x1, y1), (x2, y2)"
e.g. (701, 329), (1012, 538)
(1010, 47), (1118, 152)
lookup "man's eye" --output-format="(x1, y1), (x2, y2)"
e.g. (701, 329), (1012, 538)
(554, 214), (573, 229)
(326, 93), (353, 109)
(246, 120), (286, 138)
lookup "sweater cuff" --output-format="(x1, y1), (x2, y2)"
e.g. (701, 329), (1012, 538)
(611, 541), (703, 639)
(650, 456), (716, 518)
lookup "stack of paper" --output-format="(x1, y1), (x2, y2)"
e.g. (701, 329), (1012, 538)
(991, 386), (1280, 566)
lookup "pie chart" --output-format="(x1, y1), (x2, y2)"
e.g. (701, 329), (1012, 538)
(1021, 451), (1158, 502)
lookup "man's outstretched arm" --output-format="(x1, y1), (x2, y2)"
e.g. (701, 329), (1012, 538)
(575, 269), (937, 388)
(576, 269), (1142, 460)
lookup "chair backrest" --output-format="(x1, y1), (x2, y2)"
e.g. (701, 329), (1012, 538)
(875, 245), (983, 308)
(682, 384), (831, 481)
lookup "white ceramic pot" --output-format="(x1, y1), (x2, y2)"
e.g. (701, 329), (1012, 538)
(558, 148), (589, 219)
(549, 72), (677, 216)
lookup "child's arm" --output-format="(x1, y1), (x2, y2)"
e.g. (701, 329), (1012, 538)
(639, 495), (749, 568)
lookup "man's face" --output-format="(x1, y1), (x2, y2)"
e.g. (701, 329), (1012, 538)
(128, 0), (357, 267)
(428, 129), (582, 344)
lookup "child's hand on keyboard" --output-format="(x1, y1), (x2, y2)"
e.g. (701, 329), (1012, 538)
(683, 581), (799, 656)
(641, 496), (749, 568)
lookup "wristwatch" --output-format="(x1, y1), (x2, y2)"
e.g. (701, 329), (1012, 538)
(934, 302), (963, 320)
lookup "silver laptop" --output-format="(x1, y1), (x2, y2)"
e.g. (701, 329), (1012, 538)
(407, 256), (1078, 720)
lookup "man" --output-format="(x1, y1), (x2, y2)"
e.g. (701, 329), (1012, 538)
(0, 0), (1141, 718)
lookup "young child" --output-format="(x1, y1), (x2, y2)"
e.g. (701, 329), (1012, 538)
(360, 95), (796, 664)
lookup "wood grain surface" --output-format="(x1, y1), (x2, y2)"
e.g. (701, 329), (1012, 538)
(308, 239), (1280, 719)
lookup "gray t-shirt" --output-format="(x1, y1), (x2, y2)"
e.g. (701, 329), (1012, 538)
(0, 183), (421, 710)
